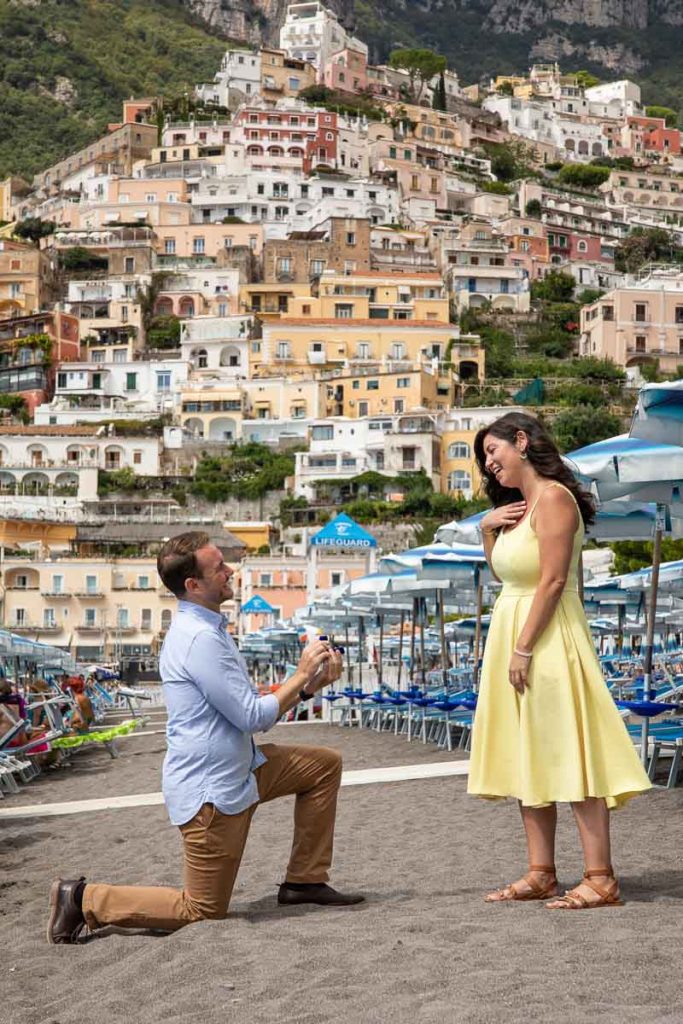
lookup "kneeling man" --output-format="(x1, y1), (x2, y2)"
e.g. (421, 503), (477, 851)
(48, 531), (362, 944)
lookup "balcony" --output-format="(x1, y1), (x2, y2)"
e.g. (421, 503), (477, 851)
(74, 590), (105, 598)
(6, 585), (39, 591)
(40, 590), (72, 598)
(76, 623), (104, 633)
(308, 350), (326, 364)
(160, 590), (175, 599)
(112, 625), (136, 635)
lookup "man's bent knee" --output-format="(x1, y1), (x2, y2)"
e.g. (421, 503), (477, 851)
(183, 894), (229, 923)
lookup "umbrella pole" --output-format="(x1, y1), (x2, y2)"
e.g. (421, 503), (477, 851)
(378, 613), (384, 692)
(439, 589), (452, 752)
(408, 598), (417, 742)
(641, 510), (665, 766)
(419, 598), (427, 744)
(345, 622), (351, 689)
(473, 569), (484, 693)
(357, 616), (364, 729)
(617, 604), (625, 656)
(396, 610), (405, 735)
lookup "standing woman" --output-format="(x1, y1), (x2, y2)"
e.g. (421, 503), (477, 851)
(468, 412), (651, 910)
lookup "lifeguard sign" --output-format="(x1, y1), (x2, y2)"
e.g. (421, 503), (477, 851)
(307, 514), (377, 601)
(310, 513), (377, 550)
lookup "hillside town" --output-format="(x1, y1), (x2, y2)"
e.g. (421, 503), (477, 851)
(2, 0), (683, 666)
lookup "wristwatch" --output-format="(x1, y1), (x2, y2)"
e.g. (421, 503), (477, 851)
(298, 688), (315, 702)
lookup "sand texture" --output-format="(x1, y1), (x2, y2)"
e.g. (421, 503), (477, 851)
(1, 720), (682, 1024)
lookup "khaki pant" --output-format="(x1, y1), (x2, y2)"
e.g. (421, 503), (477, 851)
(82, 743), (342, 932)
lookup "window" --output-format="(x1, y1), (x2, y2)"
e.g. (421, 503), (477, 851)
(635, 335), (647, 352)
(57, 372), (67, 389)
(117, 608), (129, 628)
(125, 372), (137, 391)
(84, 608), (97, 627)
(352, 380), (360, 390)
(448, 441), (470, 459)
(397, 377), (410, 388)
(577, 240), (588, 254)
(346, 232), (356, 245)
(357, 342), (371, 359)
(276, 341), (291, 359)
(92, 349), (105, 363)
(358, 401), (369, 416)
(389, 146), (397, 159)
(164, 238), (176, 254)
(602, 305), (614, 321)
(124, 257), (135, 273)
(14, 609), (26, 626)
(331, 572), (343, 587)
(193, 237), (205, 254)
(676, 306), (683, 325)
(141, 609), (152, 630)
(277, 257), (292, 275)
(448, 470), (471, 492)
(113, 349), (127, 363)
(366, 379), (379, 390)
(394, 399), (404, 414)
(411, 174), (419, 190)
(391, 343), (404, 360)
(85, 575), (98, 594)
(156, 371), (171, 392)
(634, 303), (647, 322)
(335, 304), (353, 319)
(312, 425), (334, 441)
(260, 573), (272, 586)
(322, 187), (334, 197)
(52, 575), (64, 594)
(133, 450), (142, 465)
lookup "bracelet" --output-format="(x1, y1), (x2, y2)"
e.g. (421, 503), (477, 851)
(513, 647), (533, 659)
(298, 688), (315, 702)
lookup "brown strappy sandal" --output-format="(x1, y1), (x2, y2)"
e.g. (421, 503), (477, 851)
(484, 864), (558, 903)
(546, 868), (624, 910)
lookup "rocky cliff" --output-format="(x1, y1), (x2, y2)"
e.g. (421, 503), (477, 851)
(183, 0), (683, 110)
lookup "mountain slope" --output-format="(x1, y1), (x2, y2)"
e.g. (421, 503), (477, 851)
(0, 0), (229, 181)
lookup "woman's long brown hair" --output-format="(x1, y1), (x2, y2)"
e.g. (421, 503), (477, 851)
(473, 412), (596, 527)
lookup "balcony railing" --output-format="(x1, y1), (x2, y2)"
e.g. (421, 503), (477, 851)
(40, 590), (72, 598)
(73, 590), (105, 598)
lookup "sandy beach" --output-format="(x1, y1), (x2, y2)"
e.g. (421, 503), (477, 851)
(2, 719), (682, 1024)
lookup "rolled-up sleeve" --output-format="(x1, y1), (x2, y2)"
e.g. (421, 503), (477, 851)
(186, 629), (280, 734)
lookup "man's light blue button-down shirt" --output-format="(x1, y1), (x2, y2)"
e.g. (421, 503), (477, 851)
(160, 600), (281, 826)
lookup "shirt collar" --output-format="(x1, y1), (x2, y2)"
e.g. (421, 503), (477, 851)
(178, 599), (229, 631)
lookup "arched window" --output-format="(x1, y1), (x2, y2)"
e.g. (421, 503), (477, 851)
(448, 441), (470, 459)
(577, 240), (588, 253)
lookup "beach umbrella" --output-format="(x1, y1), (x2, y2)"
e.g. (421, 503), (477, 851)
(567, 428), (683, 762)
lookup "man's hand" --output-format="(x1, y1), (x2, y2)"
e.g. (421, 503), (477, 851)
(305, 647), (343, 694)
(297, 639), (332, 689)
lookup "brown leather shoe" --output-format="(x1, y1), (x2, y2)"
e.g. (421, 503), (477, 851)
(277, 883), (365, 907)
(47, 878), (87, 944)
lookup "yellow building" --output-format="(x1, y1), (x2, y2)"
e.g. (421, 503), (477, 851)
(180, 377), (327, 437)
(287, 269), (450, 323)
(225, 522), (272, 551)
(441, 406), (526, 497)
(239, 281), (312, 321)
(327, 365), (448, 417)
(259, 319), (484, 382)
(260, 47), (317, 101)
(0, 240), (52, 319)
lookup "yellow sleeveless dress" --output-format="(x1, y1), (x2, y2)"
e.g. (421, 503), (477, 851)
(467, 483), (651, 809)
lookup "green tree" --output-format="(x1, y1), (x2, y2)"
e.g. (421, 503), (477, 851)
(612, 538), (683, 575)
(12, 217), (55, 243)
(531, 270), (576, 303)
(388, 48), (447, 104)
(575, 70), (600, 89)
(496, 80), (514, 96)
(135, 271), (171, 338)
(645, 105), (679, 127)
(146, 314), (181, 349)
(615, 227), (683, 273)
(431, 70), (447, 111)
(525, 198), (542, 217)
(557, 164), (611, 189)
(552, 406), (622, 453)
(60, 246), (108, 272)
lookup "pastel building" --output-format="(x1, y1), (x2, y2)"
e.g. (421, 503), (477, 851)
(279, 3), (367, 79)
(195, 48), (262, 108)
(445, 220), (530, 312)
(580, 267), (683, 377)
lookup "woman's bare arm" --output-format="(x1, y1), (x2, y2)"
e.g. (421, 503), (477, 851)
(515, 488), (578, 654)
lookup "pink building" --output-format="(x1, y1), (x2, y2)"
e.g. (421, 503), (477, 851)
(231, 106), (339, 174)
(323, 47), (368, 95)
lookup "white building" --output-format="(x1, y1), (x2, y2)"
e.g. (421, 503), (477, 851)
(181, 314), (255, 377)
(585, 80), (642, 119)
(0, 426), (160, 514)
(279, 2), (367, 78)
(483, 94), (610, 162)
(34, 357), (188, 427)
(195, 48), (262, 108)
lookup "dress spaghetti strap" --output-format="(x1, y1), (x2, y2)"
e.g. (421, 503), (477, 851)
(529, 481), (580, 531)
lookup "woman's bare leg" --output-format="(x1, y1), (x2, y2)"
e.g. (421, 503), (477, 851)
(546, 797), (617, 908)
(485, 803), (558, 901)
